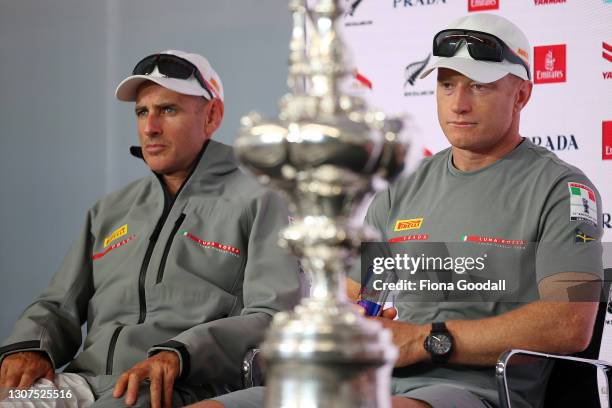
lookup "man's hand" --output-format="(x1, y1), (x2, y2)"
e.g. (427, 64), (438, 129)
(113, 351), (180, 408)
(0, 351), (54, 392)
(373, 308), (429, 368)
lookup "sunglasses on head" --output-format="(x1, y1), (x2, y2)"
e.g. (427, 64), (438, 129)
(132, 53), (214, 99)
(433, 29), (531, 80)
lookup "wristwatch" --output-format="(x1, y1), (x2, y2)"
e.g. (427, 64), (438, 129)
(423, 322), (454, 363)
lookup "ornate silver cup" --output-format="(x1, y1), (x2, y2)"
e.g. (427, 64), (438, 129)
(234, 1), (406, 406)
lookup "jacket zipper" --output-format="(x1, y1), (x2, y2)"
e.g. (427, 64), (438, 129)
(104, 143), (207, 375)
(104, 208), (167, 375)
(106, 326), (124, 375)
(138, 217), (166, 323)
(155, 213), (186, 284)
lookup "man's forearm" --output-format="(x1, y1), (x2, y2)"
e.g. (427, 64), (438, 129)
(442, 300), (597, 365)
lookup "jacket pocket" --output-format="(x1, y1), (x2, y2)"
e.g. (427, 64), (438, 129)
(156, 213), (186, 284)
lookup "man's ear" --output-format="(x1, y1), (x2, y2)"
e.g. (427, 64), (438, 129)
(514, 80), (533, 114)
(203, 98), (224, 137)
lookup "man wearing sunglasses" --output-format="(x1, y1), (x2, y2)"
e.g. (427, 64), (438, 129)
(189, 13), (603, 408)
(346, 13), (603, 408)
(0, 50), (301, 408)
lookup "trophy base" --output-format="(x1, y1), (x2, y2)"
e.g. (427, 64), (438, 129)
(262, 298), (397, 408)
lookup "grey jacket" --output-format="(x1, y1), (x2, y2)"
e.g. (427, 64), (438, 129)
(0, 140), (301, 391)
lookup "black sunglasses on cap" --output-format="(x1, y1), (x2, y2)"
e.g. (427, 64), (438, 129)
(132, 53), (214, 99)
(433, 29), (531, 80)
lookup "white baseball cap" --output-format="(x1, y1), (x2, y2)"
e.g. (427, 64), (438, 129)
(420, 13), (531, 83)
(115, 49), (224, 102)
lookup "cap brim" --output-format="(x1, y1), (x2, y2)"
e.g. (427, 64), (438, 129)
(115, 75), (212, 101)
(420, 57), (512, 84)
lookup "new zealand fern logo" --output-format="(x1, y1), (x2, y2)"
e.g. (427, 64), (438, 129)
(404, 54), (431, 87)
(345, 0), (364, 16)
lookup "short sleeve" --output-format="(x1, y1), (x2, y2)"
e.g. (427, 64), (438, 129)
(347, 188), (392, 283)
(364, 188), (392, 235)
(535, 171), (604, 282)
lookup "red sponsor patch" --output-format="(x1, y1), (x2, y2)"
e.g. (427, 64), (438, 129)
(93, 235), (135, 260)
(463, 235), (526, 248)
(183, 232), (241, 256)
(603, 121), (612, 160)
(534, 45), (567, 84)
(468, 0), (499, 12)
(389, 234), (429, 243)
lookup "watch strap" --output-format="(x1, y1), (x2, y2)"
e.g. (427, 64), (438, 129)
(431, 322), (447, 333)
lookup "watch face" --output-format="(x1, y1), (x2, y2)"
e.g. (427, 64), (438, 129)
(428, 334), (452, 355)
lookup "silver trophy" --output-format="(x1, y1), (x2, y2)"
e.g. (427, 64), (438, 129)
(235, 0), (406, 406)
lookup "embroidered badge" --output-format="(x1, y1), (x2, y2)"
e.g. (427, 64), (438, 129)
(394, 218), (423, 232)
(388, 234), (429, 243)
(568, 182), (598, 226)
(575, 228), (595, 243)
(182, 231), (241, 257)
(103, 224), (128, 248)
(93, 235), (135, 260)
(462, 235), (526, 249)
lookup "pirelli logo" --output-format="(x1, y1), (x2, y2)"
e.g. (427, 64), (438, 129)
(104, 224), (128, 248)
(394, 218), (423, 232)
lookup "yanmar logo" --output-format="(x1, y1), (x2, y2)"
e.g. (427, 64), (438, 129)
(468, 0), (499, 12)
(534, 0), (566, 5)
(529, 135), (578, 151)
(603, 121), (612, 160)
(534, 45), (567, 84)
(394, 218), (423, 231)
(394, 0), (446, 8)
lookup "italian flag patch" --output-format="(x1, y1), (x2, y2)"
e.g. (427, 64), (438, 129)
(568, 182), (597, 226)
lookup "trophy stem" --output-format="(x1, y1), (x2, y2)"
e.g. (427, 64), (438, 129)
(234, 1), (405, 406)
(309, 267), (347, 302)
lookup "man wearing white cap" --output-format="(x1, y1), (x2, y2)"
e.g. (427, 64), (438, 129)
(0, 50), (301, 408)
(191, 13), (604, 408)
(351, 12), (603, 408)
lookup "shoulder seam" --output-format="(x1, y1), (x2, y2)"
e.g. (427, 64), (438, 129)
(524, 143), (583, 176)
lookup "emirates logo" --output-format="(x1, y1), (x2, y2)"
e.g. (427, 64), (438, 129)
(534, 45), (566, 84)
(603, 121), (612, 161)
(544, 50), (556, 72)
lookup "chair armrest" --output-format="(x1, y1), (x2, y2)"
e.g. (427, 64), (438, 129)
(496, 349), (612, 408)
(242, 348), (264, 389)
